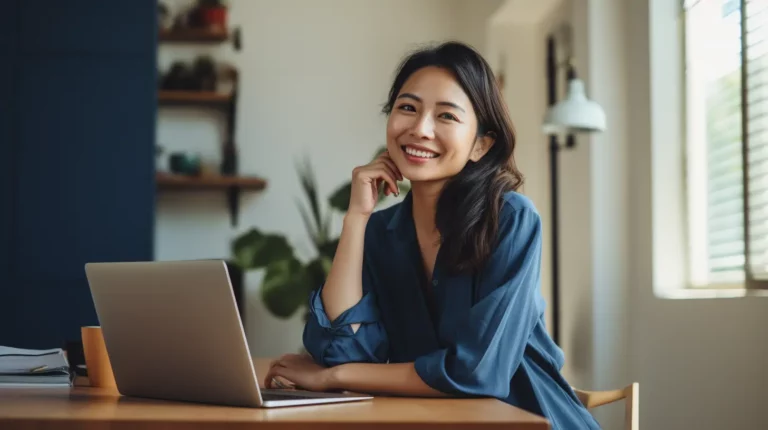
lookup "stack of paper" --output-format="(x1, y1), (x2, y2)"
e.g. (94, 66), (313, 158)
(0, 346), (72, 387)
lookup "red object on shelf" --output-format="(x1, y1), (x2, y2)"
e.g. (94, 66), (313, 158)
(202, 7), (227, 32)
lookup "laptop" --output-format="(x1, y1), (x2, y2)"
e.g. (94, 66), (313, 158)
(83, 259), (373, 408)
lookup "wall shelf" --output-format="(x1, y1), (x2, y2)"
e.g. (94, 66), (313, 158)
(156, 173), (267, 226)
(158, 90), (232, 105)
(156, 172), (267, 191)
(156, 23), (248, 226)
(159, 28), (228, 43)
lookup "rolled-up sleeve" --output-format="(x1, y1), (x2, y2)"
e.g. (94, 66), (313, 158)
(413, 205), (543, 399)
(302, 286), (389, 367)
(302, 217), (389, 367)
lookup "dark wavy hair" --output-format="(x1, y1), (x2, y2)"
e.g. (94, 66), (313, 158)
(382, 41), (524, 274)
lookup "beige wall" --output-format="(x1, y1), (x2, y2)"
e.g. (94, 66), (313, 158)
(155, 0), (504, 358)
(492, 0), (768, 428)
(567, 0), (768, 428)
(486, 0), (600, 401)
(488, 2), (628, 427)
(572, 0), (632, 426)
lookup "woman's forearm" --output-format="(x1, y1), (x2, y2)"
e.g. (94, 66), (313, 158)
(320, 213), (369, 329)
(330, 362), (448, 397)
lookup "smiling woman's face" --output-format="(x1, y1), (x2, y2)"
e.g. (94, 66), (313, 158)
(386, 66), (489, 183)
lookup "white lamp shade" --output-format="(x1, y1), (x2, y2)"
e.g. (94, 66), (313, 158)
(542, 79), (606, 134)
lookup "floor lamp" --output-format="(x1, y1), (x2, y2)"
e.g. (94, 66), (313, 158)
(543, 34), (606, 346)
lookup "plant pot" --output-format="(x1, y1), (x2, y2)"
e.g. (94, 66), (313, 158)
(201, 6), (227, 32)
(169, 152), (201, 176)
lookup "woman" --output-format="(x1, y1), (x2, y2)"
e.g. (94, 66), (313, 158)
(264, 41), (600, 429)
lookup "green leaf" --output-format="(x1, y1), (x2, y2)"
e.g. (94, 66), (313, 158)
(317, 238), (340, 261)
(232, 229), (264, 268)
(297, 198), (318, 245)
(319, 210), (332, 244)
(328, 182), (352, 212)
(296, 157), (323, 232)
(260, 258), (311, 319)
(374, 180), (411, 205)
(304, 257), (329, 294)
(398, 181), (411, 194)
(376, 184), (386, 204)
(320, 256), (333, 274)
(231, 228), (295, 270)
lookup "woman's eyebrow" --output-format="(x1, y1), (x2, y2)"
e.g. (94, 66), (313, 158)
(436, 101), (465, 113)
(397, 93), (466, 113)
(397, 93), (422, 103)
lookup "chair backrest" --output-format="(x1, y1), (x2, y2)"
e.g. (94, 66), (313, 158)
(573, 382), (639, 430)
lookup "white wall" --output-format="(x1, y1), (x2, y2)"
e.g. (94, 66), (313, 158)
(486, 20), (554, 330)
(451, 0), (506, 55)
(631, 0), (768, 428)
(155, 0), (504, 358)
(153, 3), (768, 428)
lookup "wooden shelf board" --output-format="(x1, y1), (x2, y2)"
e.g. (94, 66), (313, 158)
(156, 173), (267, 191)
(158, 91), (232, 104)
(159, 28), (228, 43)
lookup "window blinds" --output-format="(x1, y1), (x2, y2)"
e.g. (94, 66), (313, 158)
(685, 0), (768, 286)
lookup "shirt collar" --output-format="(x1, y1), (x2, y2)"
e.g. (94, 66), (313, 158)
(386, 191), (414, 235)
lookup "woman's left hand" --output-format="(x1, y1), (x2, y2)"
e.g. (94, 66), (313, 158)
(263, 353), (336, 392)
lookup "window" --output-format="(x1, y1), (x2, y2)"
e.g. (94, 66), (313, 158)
(684, 0), (768, 288)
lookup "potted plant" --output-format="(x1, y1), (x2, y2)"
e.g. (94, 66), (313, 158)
(196, 0), (228, 33)
(231, 147), (409, 320)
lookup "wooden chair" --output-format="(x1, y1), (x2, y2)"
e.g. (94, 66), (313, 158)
(573, 383), (639, 430)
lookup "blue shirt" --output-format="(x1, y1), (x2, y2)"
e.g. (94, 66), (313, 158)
(303, 191), (600, 429)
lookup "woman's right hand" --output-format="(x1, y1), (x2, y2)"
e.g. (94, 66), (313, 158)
(347, 151), (403, 217)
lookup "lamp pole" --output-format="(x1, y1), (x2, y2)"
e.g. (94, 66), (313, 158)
(544, 29), (605, 347)
(546, 36), (577, 347)
(546, 36), (561, 346)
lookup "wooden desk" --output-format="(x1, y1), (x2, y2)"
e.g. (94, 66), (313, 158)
(0, 359), (549, 430)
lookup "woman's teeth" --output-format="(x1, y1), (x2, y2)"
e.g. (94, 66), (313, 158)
(404, 146), (438, 159)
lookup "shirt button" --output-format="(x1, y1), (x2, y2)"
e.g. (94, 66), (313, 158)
(432, 279), (439, 286)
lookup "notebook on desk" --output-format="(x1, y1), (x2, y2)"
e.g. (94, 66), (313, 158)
(84, 260), (373, 408)
(0, 346), (72, 387)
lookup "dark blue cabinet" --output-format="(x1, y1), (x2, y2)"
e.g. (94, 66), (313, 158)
(0, 0), (156, 349)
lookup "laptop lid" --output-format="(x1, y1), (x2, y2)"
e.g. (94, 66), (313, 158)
(84, 260), (264, 407)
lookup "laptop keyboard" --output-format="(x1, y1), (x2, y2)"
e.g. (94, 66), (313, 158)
(262, 390), (336, 401)
(262, 392), (311, 401)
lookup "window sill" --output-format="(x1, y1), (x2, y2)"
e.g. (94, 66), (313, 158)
(655, 288), (768, 300)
